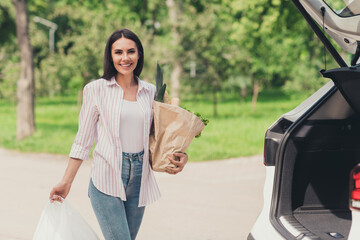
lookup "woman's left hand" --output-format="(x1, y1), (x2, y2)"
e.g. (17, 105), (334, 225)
(165, 152), (188, 175)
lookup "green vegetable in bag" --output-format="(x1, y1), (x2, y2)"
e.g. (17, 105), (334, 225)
(155, 63), (167, 102)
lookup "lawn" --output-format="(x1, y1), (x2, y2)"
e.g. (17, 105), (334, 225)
(0, 90), (310, 161)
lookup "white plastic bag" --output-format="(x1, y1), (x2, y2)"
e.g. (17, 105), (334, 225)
(33, 199), (99, 240)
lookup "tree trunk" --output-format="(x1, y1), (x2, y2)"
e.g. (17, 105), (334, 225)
(12, 0), (35, 140)
(251, 80), (259, 112)
(166, 0), (183, 101)
(241, 86), (247, 100)
(170, 60), (182, 99)
(212, 81), (218, 118)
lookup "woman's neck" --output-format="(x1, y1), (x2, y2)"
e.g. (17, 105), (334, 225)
(115, 73), (137, 89)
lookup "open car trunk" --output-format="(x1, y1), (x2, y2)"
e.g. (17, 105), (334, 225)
(269, 1), (360, 239)
(274, 87), (360, 239)
(291, 117), (360, 239)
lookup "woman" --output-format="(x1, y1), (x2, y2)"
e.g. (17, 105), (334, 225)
(49, 28), (188, 240)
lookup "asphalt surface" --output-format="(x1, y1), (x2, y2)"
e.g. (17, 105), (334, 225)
(0, 148), (265, 240)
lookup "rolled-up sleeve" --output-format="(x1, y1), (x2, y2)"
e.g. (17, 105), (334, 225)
(69, 84), (99, 160)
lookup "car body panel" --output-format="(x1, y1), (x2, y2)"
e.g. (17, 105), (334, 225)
(300, 0), (360, 54)
(249, 167), (285, 240)
(308, 88), (353, 120)
(282, 81), (335, 122)
(349, 210), (360, 240)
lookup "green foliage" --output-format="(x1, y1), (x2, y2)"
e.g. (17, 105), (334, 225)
(183, 107), (209, 138)
(1, 0), (168, 99)
(0, 1), (16, 43)
(194, 112), (209, 127)
(0, 0), (18, 101)
(230, 0), (340, 93)
(180, 2), (240, 91)
(1, 0), (350, 101)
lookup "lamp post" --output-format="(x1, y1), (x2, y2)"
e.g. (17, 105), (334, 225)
(33, 16), (58, 52)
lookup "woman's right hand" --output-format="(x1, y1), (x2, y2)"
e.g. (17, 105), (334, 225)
(49, 157), (83, 203)
(49, 182), (72, 203)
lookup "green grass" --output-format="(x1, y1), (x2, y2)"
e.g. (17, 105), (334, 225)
(0, 90), (310, 161)
(0, 96), (79, 154)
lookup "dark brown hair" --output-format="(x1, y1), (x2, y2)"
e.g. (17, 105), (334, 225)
(101, 29), (144, 80)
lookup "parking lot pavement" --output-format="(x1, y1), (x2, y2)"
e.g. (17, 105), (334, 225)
(0, 148), (265, 240)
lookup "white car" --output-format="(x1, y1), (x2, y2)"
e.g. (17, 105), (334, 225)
(248, 0), (360, 239)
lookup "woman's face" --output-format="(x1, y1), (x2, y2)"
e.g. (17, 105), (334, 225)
(111, 37), (139, 77)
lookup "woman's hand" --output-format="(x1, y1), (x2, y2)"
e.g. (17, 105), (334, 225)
(49, 157), (83, 203)
(49, 182), (72, 203)
(165, 152), (188, 175)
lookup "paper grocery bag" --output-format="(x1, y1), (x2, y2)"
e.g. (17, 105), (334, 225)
(149, 101), (205, 172)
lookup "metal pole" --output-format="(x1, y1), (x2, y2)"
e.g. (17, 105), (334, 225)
(190, 61), (196, 77)
(33, 16), (58, 52)
(49, 28), (55, 52)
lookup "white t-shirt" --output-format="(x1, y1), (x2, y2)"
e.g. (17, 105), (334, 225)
(119, 99), (144, 153)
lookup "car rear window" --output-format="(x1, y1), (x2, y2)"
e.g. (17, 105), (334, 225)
(324, 0), (360, 17)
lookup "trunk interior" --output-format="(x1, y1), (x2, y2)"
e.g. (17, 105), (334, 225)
(291, 118), (360, 239)
(276, 90), (360, 240)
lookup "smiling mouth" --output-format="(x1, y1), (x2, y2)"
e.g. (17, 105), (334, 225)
(120, 63), (132, 67)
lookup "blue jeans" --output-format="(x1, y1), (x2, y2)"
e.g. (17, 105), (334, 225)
(88, 151), (145, 240)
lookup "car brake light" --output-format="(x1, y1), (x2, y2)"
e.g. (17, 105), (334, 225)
(350, 164), (360, 210)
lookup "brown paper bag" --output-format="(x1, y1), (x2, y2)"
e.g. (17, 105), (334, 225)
(149, 101), (205, 172)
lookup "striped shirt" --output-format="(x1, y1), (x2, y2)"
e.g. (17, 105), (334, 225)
(69, 76), (161, 207)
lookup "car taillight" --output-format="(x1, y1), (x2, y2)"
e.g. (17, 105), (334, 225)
(350, 164), (360, 210)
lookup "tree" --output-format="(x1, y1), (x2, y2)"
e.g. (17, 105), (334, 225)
(12, 0), (35, 140)
(0, 1), (17, 101)
(166, 0), (183, 100)
(231, 0), (332, 108)
(179, 0), (241, 117)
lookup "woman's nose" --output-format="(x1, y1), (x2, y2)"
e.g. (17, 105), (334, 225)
(123, 53), (129, 60)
